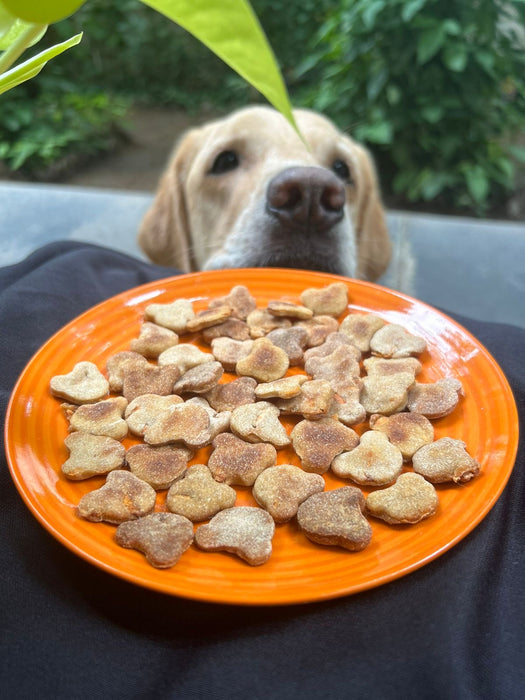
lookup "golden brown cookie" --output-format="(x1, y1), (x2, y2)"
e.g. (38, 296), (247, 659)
(366, 472), (439, 524)
(172, 360), (224, 395)
(186, 304), (232, 332)
(62, 432), (126, 480)
(275, 379), (334, 419)
(124, 393), (184, 437)
(77, 470), (156, 524)
(294, 315), (339, 347)
(297, 487), (372, 551)
(208, 284), (256, 320)
(300, 282), (349, 317)
(166, 464), (237, 521)
(291, 417), (359, 474)
(115, 512), (194, 568)
(370, 323), (427, 358)
(121, 364), (180, 402)
(406, 378), (463, 419)
(210, 337), (254, 371)
(331, 430), (404, 485)
(144, 298), (195, 333)
(204, 376), (257, 412)
(230, 401), (290, 448)
(157, 343), (214, 372)
(304, 345), (361, 398)
(126, 443), (191, 490)
(207, 433), (277, 486)
(236, 337), (290, 382)
(252, 464), (325, 523)
(246, 308), (292, 338)
(106, 351), (150, 392)
(254, 375), (308, 400)
(339, 313), (386, 353)
(194, 506), (275, 565)
(267, 299), (313, 319)
(359, 371), (415, 415)
(370, 412), (434, 460)
(65, 396), (128, 440)
(412, 437), (480, 483)
(129, 322), (179, 359)
(50, 361), (109, 404)
(143, 401), (212, 448)
(266, 326), (309, 365)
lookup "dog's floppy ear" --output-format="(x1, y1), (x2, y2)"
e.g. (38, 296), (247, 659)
(352, 142), (391, 282)
(138, 129), (200, 272)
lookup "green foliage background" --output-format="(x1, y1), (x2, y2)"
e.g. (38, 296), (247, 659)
(1, 0), (524, 216)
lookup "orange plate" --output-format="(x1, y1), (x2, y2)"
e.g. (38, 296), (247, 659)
(5, 269), (519, 605)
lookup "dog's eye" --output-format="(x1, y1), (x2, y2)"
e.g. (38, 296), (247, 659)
(332, 159), (352, 183)
(210, 150), (239, 175)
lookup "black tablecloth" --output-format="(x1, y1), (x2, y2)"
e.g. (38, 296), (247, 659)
(1, 242), (524, 698)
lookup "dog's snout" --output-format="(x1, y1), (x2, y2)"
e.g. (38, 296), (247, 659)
(266, 166), (345, 232)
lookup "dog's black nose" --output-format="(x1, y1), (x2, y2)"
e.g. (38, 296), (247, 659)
(266, 166), (345, 232)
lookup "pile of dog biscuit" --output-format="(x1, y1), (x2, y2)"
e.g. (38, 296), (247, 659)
(49, 282), (480, 568)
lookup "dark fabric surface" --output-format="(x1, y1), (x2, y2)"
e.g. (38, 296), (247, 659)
(1, 241), (524, 699)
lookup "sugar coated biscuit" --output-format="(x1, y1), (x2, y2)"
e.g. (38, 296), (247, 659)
(172, 360), (224, 395)
(300, 282), (349, 317)
(366, 472), (439, 524)
(166, 464), (237, 521)
(124, 393), (184, 436)
(143, 401), (212, 448)
(370, 323), (427, 358)
(77, 470), (156, 524)
(297, 487), (372, 551)
(115, 512), (194, 568)
(202, 318), (251, 343)
(407, 378), (463, 419)
(275, 379), (334, 419)
(339, 314), (386, 353)
(204, 376), (257, 412)
(207, 433), (277, 486)
(66, 396), (128, 440)
(62, 432), (126, 480)
(157, 343), (213, 372)
(230, 401), (290, 448)
(267, 299), (313, 319)
(360, 371), (415, 415)
(331, 430), (403, 485)
(363, 356), (422, 378)
(236, 337), (289, 382)
(126, 443), (191, 490)
(195, 506), (275, 565)
(303, 331), (361, 363)
(186, 304), (232, 332)
(412, 437), (480, 483)
(50, 361), (109, 404)
(254, 375), (308, 400)
(294, 315), (339, 347)
(121, 364), (180, 403)
(208, 284), (256, 320)
(291, 417), (359, 474)
(370, 412), (434, 460)
(304, 344), (361, 398)
(144, 298), (195, 333)
(252, 464), (325, 523)
(106, 351), (151, 392)
(130, 322), (178, 359)
(266, 326), (309, 365)
(210, 337), (254, 371)
(246, 308), (291, 338)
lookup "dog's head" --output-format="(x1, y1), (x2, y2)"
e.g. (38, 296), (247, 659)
(138, 105), (391, 281)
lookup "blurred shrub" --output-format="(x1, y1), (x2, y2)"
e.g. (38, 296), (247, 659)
(298, 0), (525, 213)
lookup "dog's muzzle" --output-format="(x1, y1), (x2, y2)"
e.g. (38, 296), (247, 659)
(266, 166), (345, 234)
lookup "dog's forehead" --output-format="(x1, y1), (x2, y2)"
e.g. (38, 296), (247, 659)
(192, 106), (354, 170)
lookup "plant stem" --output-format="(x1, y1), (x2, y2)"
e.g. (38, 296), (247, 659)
(0, 23), (47, 75)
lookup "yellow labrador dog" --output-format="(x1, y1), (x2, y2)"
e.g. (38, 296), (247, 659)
(139, 105), (391, 281)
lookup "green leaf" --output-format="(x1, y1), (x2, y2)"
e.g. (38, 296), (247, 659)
(442, 43), (468, 72)
(0, 18), (47, 50)
(417, 24), (446, 65)
(356, 120), (393, 144)
(140, 0), (297, 133)
(401, 0), (427, 23)
(362, 0), (385, 29)
(511, 146), (525, 164)
(0, 1), (87, 24)
(421, 105), (444, 123)
(0, 32), (82, 95)
(463, 164), (489, 203)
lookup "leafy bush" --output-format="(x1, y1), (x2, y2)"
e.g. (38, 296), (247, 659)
(298, 0), (525, 213)
(0, 83), (128, 176)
